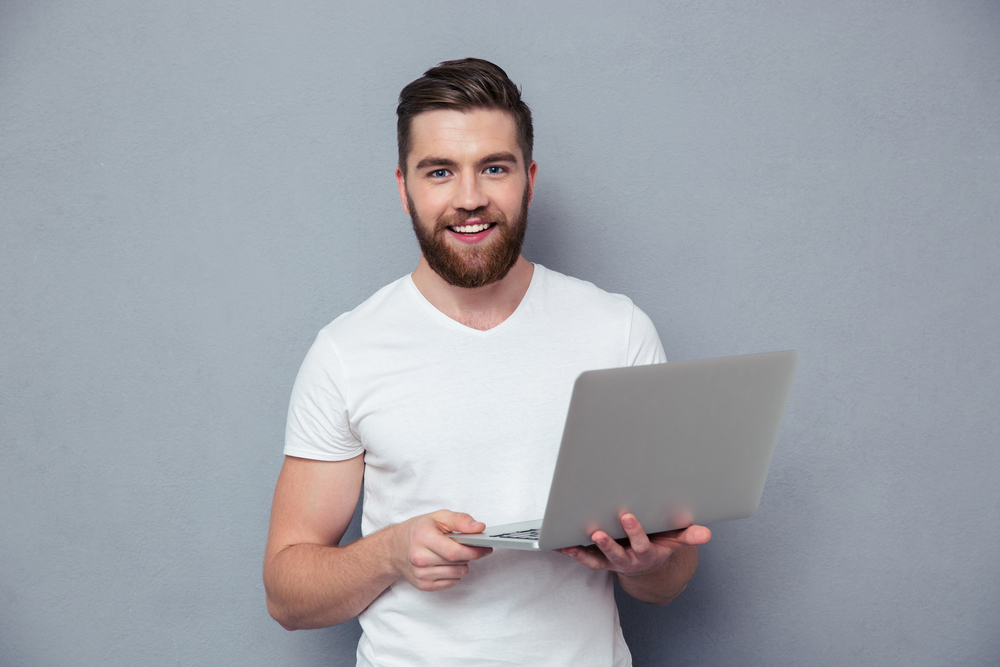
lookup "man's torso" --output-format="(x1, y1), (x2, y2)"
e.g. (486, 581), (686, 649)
(284, 264), (665, 666)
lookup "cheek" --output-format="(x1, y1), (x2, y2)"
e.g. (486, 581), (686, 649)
(487, 188), (522, 213)
(411, 190), (449, 217)
(505, 194), (530, 218)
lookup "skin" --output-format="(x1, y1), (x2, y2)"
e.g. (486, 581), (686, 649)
(398, 108), (538, 330)
(263, 108), (709, 631)
(264, 455), (493, 628)
(561, 515), (710, 605)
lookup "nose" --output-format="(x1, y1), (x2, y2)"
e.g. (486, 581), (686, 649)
(452, 171), (489, 212)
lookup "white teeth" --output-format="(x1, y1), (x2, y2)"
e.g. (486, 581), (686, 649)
(451, 223), (490, 233)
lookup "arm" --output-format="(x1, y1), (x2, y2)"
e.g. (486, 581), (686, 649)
(560, 514), (711, 605)
(263, 454), (492, 630)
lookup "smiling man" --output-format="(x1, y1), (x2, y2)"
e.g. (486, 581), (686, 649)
(263, 58), (710, 666)
(404, 110), (532, 292)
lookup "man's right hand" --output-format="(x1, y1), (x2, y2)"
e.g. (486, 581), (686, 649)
(388, 510), (493, 591)
(265, 456), (492, 629)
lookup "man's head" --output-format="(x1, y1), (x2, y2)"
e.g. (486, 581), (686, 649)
(397, 58), (533, 175)
(396, 60), (537, 289)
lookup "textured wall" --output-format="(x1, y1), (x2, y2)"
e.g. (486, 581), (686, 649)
(2, 1), (998, 665)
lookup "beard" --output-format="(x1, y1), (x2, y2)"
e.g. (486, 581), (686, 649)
(408, 183), (530, 289)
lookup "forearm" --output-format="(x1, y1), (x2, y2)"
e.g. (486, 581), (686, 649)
(616, 544), (699, 605)
(264, 527), (400, 630)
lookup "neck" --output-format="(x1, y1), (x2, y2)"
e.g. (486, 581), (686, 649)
(411, 255), (534, 331)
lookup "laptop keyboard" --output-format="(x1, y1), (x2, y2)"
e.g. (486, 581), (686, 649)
(490, 528), (540, 540)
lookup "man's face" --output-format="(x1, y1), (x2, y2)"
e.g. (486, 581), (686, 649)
(396, 108), (537, 289)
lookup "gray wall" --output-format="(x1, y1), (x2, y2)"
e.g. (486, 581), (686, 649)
(2, 1), (998, 665)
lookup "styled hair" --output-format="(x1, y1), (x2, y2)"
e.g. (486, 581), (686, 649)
(396, 58), (533, 174)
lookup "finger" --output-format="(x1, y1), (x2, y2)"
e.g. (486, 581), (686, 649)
(420, 511), (491, 561)
(620, 514), (652, 555)
(672, 524), (712, 546)
(423, 563), (470, 581)
(430, 544), (488, 565)
(446, 544), (492, 562)
(409, 533), (485, 567)
(429, 535), (492, 564)
(421, 579), (461, 591)
(433, 510), (486, 534)
(411, 564), (471, 591)
(591, 531), (632, 569)
(419, 575), (466, 591)
(562, 545), (610, 571)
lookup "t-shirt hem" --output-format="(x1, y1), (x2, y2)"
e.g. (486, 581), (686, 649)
(282, 445), (364, 462)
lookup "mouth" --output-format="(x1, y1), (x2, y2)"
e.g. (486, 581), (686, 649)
(447, 222), (497, 235)
(443, 221), (498, 245)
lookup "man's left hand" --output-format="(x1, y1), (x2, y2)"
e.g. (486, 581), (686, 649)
(559, 513), (711, 577)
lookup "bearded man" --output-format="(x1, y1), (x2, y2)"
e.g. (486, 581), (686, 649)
(263, 58), (710, 666)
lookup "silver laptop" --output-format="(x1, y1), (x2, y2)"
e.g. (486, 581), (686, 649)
(450, 350), (799, 551)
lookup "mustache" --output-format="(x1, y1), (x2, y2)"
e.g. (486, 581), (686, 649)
(435, 208), (507, 232)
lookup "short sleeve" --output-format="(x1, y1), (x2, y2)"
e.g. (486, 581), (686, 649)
(626, 304), (667, 366)
(283, 331), (364, 461)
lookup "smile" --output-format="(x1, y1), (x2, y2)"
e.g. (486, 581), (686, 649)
(448, 222), (496, 234)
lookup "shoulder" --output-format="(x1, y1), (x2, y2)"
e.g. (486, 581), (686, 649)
(317, 275), (417, 346)
(530, 265), (665, 365)
(531, 264), (635, 319)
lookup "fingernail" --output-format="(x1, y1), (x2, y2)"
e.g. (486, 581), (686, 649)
(566, 548), (577, 557)
(623, 517), (635, 528)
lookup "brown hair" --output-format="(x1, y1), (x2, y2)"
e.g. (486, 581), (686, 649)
(396, 58), (533, 174)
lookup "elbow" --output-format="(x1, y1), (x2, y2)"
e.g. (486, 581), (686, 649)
(266, 596), (299, 631)
(264, 555), (304, 630)
(264, 582), (313, 631)
(653, 582), (687, 606)
(266, 592), (355, 630)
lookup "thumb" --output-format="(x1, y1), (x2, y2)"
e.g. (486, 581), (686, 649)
(675, 525), (712, 546)
(436, 510), (485, 534)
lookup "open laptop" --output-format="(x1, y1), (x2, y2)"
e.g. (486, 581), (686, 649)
(449, 350), (799, 551)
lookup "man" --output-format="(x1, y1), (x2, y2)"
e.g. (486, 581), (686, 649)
(264, 58), (711, 666)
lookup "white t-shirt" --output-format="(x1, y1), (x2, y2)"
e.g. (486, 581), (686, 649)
(285, 264), (666, 667)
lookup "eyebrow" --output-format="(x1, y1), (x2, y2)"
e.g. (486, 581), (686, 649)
(413, 151), (520, 172)
(413, 157), (457, 171)
(477, 151), (519, 167)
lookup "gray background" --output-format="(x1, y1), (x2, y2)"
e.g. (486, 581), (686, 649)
(2, 1), (998, 665)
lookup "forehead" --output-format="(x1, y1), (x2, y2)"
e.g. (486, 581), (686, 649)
(407, 108), (521, 167)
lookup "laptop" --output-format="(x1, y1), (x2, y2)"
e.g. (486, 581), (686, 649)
(449, 350), (799, 550)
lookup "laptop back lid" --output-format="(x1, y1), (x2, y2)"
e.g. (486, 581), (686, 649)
(535, 350), (798, 550)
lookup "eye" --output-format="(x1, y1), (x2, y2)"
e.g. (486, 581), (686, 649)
(429, 169), (450, 178)
(485, 165), (507, 175)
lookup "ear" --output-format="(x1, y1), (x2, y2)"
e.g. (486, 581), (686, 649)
(395, 166), (410, 214)
(526, 161), (538, 207)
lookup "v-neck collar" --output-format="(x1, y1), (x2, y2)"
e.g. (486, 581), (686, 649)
(404, 264), (542, 337)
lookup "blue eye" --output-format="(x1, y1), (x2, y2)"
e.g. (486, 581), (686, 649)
(485, 166), (505, 175)
(430, 169), (449, 178)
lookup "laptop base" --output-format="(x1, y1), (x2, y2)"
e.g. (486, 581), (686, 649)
(449, 520), (545, 550)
